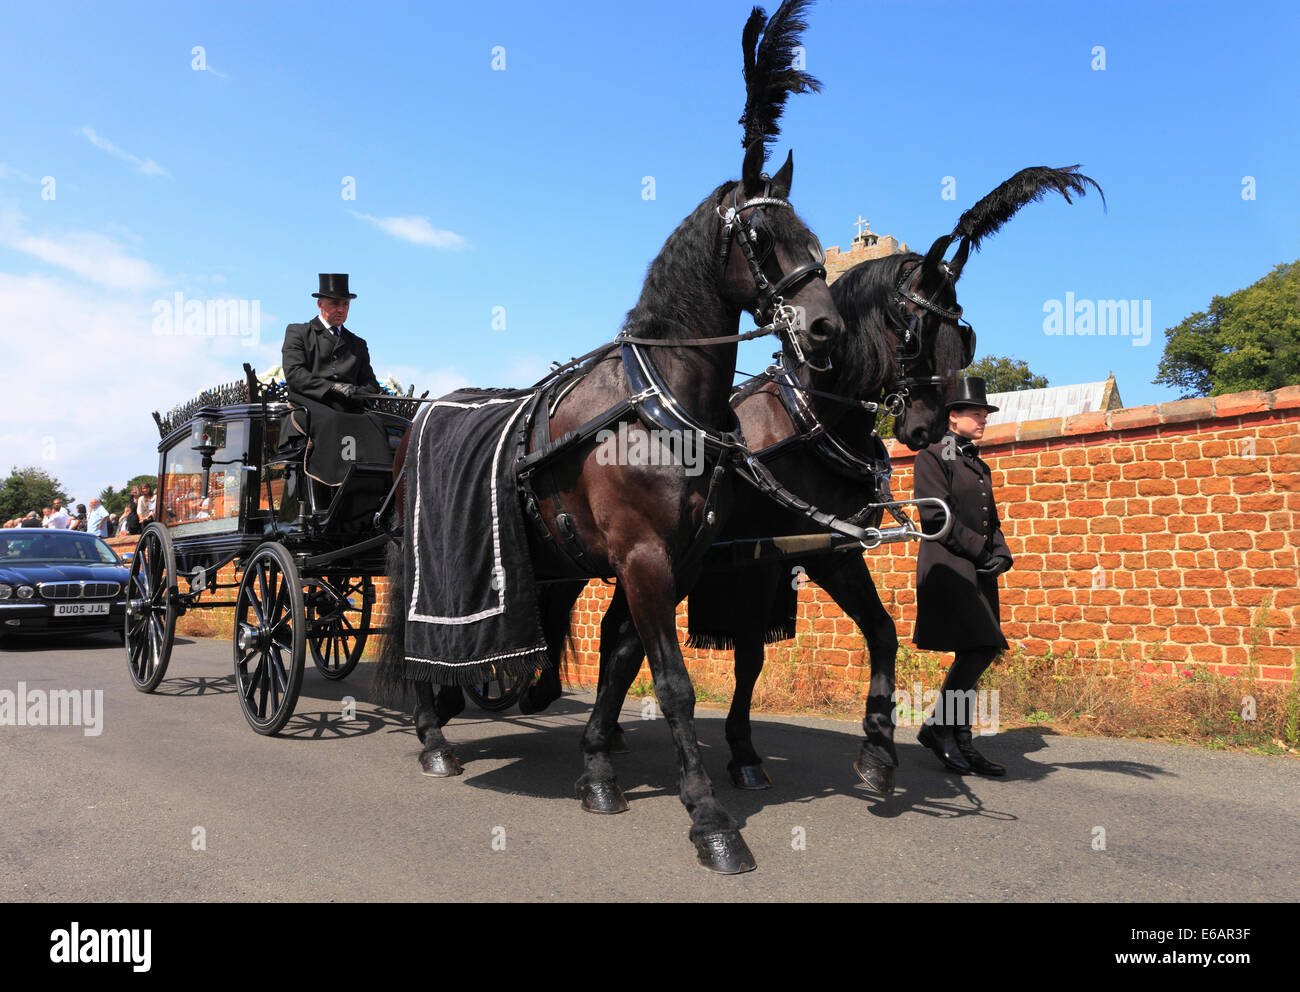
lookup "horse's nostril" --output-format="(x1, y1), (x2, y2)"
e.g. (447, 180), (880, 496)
(809, 316), (839, 342)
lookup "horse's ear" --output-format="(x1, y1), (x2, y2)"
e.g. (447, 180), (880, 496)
(769, 150), (794, 198)
(921, 233), (955, 282)
(742, 139), (766, 196)
(948, 236), (973, 281)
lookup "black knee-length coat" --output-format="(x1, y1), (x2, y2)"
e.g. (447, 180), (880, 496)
(912, 433), (1011, 651)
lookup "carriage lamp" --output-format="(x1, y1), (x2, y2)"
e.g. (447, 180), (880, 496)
(0, 584), (11, 600)
(192, 419), (227, 496)
(191, 419), (226, 457)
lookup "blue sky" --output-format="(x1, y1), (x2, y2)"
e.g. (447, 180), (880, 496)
(1, 0), (1297, 504)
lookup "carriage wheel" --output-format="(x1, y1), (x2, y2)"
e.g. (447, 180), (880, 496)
(233, 543), (306, 736)
(125, 523), (178, 693)
(467, 667), (539, 712)
(307, 575), (372, 681)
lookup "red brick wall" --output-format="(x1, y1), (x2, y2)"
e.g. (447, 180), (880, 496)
(567, 385), (1300, 685)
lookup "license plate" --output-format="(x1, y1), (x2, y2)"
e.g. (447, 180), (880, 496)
(53, 603), (110, 617)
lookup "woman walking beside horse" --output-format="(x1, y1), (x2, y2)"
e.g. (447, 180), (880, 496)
(913, 376), (1011, 776)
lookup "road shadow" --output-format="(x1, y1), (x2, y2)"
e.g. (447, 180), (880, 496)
(0, 630), (121, 652)
(285, 661), (1178, 827)
(154, 674), (237, 696)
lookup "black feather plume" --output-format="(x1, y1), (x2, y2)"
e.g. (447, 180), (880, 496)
(952, 165), (1105, 253)
(739, 0), (822, 157)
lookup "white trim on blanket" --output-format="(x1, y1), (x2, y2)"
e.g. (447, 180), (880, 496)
(407, 394), (534, 625)
(405, 640), (550, 668)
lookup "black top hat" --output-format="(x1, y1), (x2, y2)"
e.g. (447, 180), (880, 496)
(312, 273), (357, 300)
(945, 376), (1000, 413)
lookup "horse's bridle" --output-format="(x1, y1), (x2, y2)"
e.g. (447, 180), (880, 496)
(716, 183), (830, 371)
(882, 259), (976, 415)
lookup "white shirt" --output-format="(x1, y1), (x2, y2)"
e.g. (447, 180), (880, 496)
(320, 317), (341, 336)
(46, 509), (71, 529)
(137, 495), (155, 520)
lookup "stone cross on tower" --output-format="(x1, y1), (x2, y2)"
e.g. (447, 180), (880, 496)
(854, 215), (869, 238)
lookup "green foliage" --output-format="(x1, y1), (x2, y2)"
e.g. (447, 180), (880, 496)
(124, 473), (158, 494)
(1154, 260), (1300, 397)
(965, 355), (1050, 393)
(0, 466), (69, 522)
(99, 485), (131, 515)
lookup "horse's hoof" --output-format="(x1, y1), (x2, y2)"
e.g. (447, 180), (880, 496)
(577, 780), (629, 814)
(518, 684), (559, 715)
(693, 830), (757, 874)
(610, 728), (631, 754)
(728, 763), (772, 790)
(854, 746), (895, 795)
(420, 749), (463, 777)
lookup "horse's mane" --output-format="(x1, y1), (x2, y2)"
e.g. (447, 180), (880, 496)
(622, 181), (819, 339)
(830, 252), (968, 399)
(621, 183), (733, 339)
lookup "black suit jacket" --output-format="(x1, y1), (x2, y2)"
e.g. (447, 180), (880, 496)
(912, 432), (1012, 651)
(282, 316), (381, 401)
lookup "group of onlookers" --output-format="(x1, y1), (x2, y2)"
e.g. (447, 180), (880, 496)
(2, 484), (157, 538)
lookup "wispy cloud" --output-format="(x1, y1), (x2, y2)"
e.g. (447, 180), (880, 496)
(351, 211), (466, 249)
(0, 162), (39, 184)
(0, 208), (163, 291)
(80, 127), (170, 178)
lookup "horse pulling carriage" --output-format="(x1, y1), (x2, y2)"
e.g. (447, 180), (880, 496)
(121, 0), (1101, 874)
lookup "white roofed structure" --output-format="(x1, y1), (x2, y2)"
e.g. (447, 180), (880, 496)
(985, 373), (1122, 425)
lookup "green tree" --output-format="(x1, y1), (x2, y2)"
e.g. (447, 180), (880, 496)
(965, 355), (1049, 393)
(124, 473), (159, 495)
(1154, 260), (1300, 398)
(0, 466), (70, 522)
(99, 485), (131, 515)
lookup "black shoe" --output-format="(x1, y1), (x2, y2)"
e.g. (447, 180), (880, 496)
(917, 723), (972, 774)
(954, 729), (1006, 777)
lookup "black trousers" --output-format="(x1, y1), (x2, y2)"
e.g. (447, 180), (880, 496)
(929, 646), (1000, 730)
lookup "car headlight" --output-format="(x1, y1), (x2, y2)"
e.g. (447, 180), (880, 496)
(0, 584), (11, 600)
(16, 585), (35, 600)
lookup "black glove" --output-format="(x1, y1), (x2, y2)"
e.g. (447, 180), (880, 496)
(330, 382), (358, 399)
(976, 554), (1012, 577)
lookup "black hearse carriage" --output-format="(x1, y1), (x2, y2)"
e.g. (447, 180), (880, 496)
(124, 364), (418, 735)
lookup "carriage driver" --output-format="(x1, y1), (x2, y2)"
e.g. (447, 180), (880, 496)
(911, 376), (1014, 777)
(279, 274), (391, 524)
(282, 273), (381, 410)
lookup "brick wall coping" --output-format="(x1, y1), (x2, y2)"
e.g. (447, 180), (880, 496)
(885, 384), (1300, 460)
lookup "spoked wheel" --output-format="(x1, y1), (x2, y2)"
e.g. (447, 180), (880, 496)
(306, 575), (372, 681)
(233, 543), (306, 736)
(125, 523), (178, 693)
(467, 666), (539, 712)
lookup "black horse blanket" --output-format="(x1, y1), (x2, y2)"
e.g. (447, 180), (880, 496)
(401, 389), (550, 686)
(687, 577), (798, 650)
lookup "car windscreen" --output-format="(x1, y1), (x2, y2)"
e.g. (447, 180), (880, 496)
(0, 533), (120, 564)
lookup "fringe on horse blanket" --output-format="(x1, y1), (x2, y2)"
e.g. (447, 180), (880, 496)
(402, 389), (550, 686)
(686, 576), (797, 650)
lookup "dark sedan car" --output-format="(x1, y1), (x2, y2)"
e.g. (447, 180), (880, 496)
(0, 528), (130, 642)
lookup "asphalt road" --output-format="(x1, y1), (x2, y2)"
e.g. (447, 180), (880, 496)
(2, 633), (1297, 902)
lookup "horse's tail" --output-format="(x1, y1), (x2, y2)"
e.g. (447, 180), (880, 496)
(372, 538), (409, 706)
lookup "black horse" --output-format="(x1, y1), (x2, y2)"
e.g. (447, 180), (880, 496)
(376, 0), (841, 873)
(590, 166), (1104, 796)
